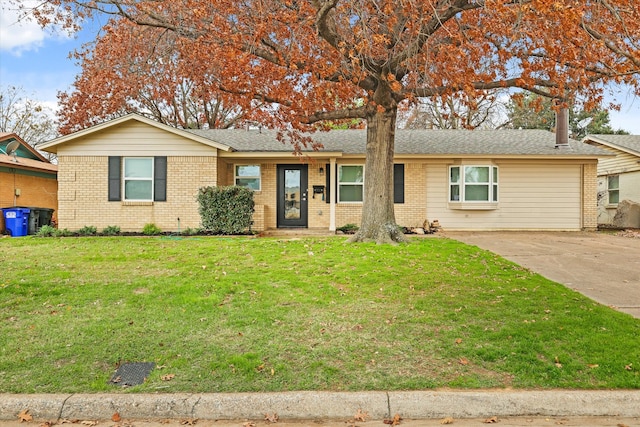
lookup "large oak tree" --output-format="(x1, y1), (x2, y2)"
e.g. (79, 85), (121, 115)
(26, 0), (640, 243)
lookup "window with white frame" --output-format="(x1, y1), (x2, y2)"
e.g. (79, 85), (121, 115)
(124, 157), (154, 201)
(607, 175), (619, 205)
(235, 165), (261, 190)
(338, 165), (364, 202)
(450, 165), (498, 202)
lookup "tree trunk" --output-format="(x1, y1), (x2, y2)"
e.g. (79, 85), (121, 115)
(349, 102), (407, 244)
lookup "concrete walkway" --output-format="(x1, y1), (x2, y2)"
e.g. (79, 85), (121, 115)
(443, 231), (640, 318)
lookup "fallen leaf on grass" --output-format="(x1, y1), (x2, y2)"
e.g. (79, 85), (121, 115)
(455, 338), (463, 345)
(111, 413), (121, 422)
(264, 413), (278, 423)
(458, 357), (469, 366)
(383, 414), (403, 426)
(440, 417), (454, 424)
(554, 356), (562, 369)
(625, 363), (633, 371)
(483, 416), (499, 423)
(587, 364), (599, 369)
(18, 410), (33, 422)
(161, 374), (176, 381)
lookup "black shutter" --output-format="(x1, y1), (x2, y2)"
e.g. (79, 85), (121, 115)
(108, 156), (121, 201)
(325, 163), (331, 204)
(154, 156), (167, 202)
(393, 163), (405, 204)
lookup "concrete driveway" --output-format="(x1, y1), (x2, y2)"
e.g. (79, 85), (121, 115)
(443, 231), (640, 318)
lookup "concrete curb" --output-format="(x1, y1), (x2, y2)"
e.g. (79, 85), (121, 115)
(2, 391), (640, 421)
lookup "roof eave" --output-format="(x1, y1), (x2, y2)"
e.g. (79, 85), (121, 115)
(38, 114), (234, 153)
(1, 133), (51, 163)
(219, 151), (344, 158)
(582, 136), (640, 158)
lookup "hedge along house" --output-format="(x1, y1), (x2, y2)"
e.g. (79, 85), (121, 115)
(1, 133), (58, 233)
(38, 113), (607, 233)
(582, 134), (640, 227)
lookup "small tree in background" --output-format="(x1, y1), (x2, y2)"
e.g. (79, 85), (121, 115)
(507, 92), (629, 139)
(0, 85), (58, 161)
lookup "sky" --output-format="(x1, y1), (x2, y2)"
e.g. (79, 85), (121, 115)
(1, 2), (640, 134)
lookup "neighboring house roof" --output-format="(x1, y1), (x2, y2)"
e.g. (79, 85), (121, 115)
(38, 114), (234, 154)
(0, 133), (58, 174)
(582, 134), (640, 157)
(190, 128), (609, 157)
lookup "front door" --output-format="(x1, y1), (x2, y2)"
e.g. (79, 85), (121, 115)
(277, 164), (308, 227)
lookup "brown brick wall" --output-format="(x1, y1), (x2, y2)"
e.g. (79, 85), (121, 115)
(1, 169), (57, 232)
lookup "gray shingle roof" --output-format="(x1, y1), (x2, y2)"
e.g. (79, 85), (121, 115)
(585, 134), (640, 156)
(187, 128), (609, 157)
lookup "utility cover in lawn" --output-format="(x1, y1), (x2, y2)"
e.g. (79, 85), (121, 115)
(109, 362), (155, 387)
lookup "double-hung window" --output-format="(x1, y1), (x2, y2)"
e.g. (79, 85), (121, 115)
(235, 165), (261, 190)
(338, 165), (364, 202)
(124, 157), (154, 201)
(450, 165), (498, 203)
(108, 156), (166, 202)
(607, 175), (619, 205)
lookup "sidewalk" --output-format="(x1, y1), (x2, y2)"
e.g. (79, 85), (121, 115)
(2, 390), (640, 422)
(2, 416), (640, 426)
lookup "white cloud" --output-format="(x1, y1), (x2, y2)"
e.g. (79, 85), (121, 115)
(0, 2), (71, 55)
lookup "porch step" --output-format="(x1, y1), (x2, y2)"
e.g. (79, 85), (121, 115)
(259, 228), (336, 237)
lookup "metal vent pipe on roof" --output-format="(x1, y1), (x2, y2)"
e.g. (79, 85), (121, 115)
(555, 106), (569, 147)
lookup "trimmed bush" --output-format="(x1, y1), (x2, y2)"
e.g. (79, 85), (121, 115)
(197, 185), (255, 234)
(36, 225), (56, 237)
(337, 223), (359, 234)
(78, 225), (98, 236)
(142, 223), (162, 236)
(101, 225), (121, 236)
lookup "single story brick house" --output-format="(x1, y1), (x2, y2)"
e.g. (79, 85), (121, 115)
(1, 133), (58, 233)
(38, 113), (608, 233)
(582, 134), (640, 227)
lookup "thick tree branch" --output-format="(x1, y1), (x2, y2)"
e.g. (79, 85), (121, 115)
(388, 0), (483, 73)
(411, 78), (558, 98)
(302, 106), (368, 123)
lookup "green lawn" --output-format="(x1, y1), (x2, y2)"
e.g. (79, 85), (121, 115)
(0, 236), (638, 393)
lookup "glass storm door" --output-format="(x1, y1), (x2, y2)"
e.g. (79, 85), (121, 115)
(277, 164), (308, 227)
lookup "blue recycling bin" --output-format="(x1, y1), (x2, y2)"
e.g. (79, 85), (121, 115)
(2, 207), (30, 237)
